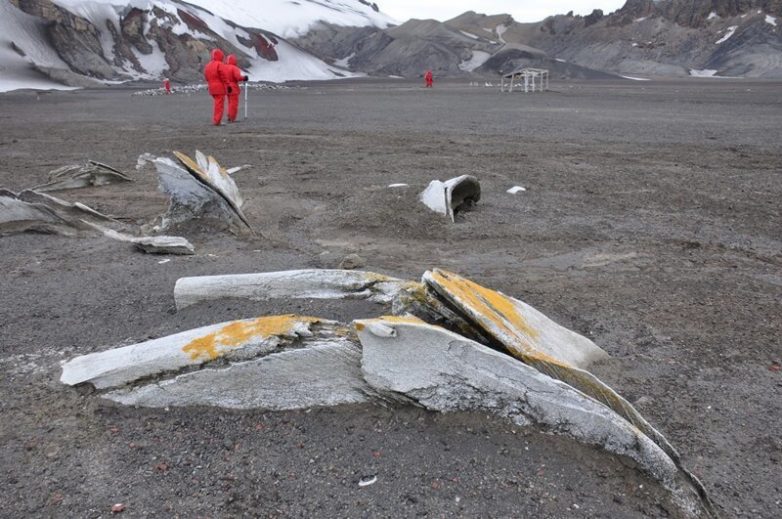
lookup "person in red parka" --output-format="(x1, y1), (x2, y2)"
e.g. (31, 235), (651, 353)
(424, 69), (434, 88)
(163, 77), (171, 94)
(204, 48), (228, 125)
(224, 54), (249, 123)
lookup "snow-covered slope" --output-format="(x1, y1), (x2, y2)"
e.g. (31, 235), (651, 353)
(3, 0), (394, 92)
(0, 2), (78, 92)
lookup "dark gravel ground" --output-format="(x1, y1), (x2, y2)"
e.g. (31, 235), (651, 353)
(0, 78), (781, 518)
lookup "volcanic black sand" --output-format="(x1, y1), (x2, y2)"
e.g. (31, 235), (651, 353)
(1, 79), (780, 518)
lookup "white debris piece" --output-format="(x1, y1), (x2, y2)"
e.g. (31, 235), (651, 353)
(388, 183), (409, 188)
(419, 175), (481, 222)
(174, 269), (410, 310)
(507, 186), (526, 194)
(87, 223), (195, 255)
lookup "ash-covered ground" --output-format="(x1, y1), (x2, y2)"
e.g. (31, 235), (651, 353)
(0, 79), (780, 518)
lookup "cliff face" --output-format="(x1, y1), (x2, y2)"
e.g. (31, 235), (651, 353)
(616, 0), (782, 27)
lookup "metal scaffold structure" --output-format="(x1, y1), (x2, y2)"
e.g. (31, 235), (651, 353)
(500, 68), (550, 93)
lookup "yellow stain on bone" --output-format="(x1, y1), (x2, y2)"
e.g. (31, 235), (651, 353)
(429, 269), (660, 442)
(429, 270), (540, 351)
(173, 151), (209, 181)
(353, 315), (426, 333)
(182, 315), (320, 362)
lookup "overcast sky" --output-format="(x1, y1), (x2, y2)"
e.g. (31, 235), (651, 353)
(382, 1), (627, 24)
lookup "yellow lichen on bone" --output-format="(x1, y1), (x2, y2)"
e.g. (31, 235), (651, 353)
(428, 270), (540, 350)
(182, 315), (320, 362)
(426, 269), (673, 455)
(173, 151), (208, 181)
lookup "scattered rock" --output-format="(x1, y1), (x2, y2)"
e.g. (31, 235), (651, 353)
(338, 253), (366, 270)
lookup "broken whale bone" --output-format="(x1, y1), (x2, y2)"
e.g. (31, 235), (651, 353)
(138, 150), (252, 233)
(356, 317), (710, 518)
(0, 190), (194, 254)
(33, 160), (132, 192)
(60, 315), (375, 410)
(419, 175), (480, 222)
(174, 269), (414, 310)
(418, 269), (715, 517)
(60, 268), (715, 518)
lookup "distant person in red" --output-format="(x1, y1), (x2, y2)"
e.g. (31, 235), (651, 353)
(163, 77), (171, 94)
(224, 54), (249, 123)
(204, 48), (228, 125)
(424, 69), (434, 88)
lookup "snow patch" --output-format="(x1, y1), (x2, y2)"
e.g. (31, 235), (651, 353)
(707, 11), (719, 21)
(459, 30), (479, 40)
(495, 24), (508, 44)
(766, 15), (778, 27)
(334, 53), (355, 68)
(459, 51), (491, 72)
(715, 26), (738, 44)
(635, 17), (647, 22)
(689, 69), (718, 77)
(620, 75), (650, 81)
(555, 58), (566, 62)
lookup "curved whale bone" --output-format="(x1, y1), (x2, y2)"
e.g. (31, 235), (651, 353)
(61, 315), (328, 389)
(420, 269), (715, 517)
(355, 316), (713, 519)
(174, 269), (416, 310)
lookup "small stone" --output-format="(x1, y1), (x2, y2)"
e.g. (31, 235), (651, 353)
(111, 503), (125, 513)
(338, 254), (366, 270)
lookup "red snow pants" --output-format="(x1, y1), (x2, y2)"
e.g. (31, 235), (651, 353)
(227, 93), (240, 122)
(212, 94), (225, 125)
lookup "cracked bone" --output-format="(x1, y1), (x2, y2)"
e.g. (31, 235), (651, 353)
(86, 223), (195, 255)
(139, 151), (252, 232)
(104, 338), (370, 410)
(421, 269), (713, 515)
(1, 189), (117, 236)
(60, 315), (324, 389)
(355, 317), (710, 518)
(174, 269), (412, 310)
(33, 160), (132, 192)
(419, 175), (481, 222)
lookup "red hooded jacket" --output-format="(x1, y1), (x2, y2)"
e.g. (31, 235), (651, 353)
(204, 49), (227, 96)
(225, 54), (249, 96)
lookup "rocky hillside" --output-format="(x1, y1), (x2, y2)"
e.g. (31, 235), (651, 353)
(1, 0), (393, 91)
(294, 0), (782, 79)
(445, 1), (782, 77)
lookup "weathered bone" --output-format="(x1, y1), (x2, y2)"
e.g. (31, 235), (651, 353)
(174, 269), (413, 310)
(60, 315), (324, 389)
(421, 269), (714, 517)
(419, 175), (481, 222)
(139, 151), (252, 232)
(33, 160), (132, 192)
(355, 317), (711, 519)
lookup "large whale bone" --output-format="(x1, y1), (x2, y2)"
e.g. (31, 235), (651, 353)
(174, 269), (416, 310)
(354, 316), (712, 519)
(420, 269), (715, 517)
(60, 315), (374, 410)
(137, 151), (252, 233)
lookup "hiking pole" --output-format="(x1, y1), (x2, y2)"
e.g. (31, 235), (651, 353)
(244, 81), (249, 120)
